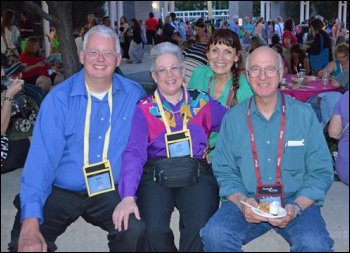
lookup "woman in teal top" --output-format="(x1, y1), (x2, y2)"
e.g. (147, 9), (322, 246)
(188, 29), (253, 160)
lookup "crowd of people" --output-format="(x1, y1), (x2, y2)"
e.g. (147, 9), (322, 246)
(1, 8), (349, 252)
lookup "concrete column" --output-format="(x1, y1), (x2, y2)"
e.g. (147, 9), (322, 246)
(164, 1), (168, 18)
(41, 1), (50, 57)
(170, 1), (175, 13)
(117, 1), (123, 34)
(305, 1), (310, 20)
(109, 1), (117, 31)
(260, 1), (265, 19)
(228, 1), (252, 19)
(207, 1), (212, 19)
(338, 1), (347, 28)
(152, 1), (161, 20)
(265, 1), (270, 21)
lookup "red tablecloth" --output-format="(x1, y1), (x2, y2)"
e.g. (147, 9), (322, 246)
(280, 74), (341, 102)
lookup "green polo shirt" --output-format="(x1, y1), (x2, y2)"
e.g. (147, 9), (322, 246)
(213, 93), (334, 206)
(188, 65), (253, 159)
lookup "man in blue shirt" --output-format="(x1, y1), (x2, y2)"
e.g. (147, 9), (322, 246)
(9, 25), (146, 252)
(200, 46), (334, 251)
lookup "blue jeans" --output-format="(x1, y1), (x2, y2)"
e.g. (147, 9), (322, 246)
(200, 201), (334, 252)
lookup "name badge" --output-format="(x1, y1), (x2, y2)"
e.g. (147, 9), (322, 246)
(83, 160), (115, 197)
(256, 184), (284, 207)
(165, 130), (193, 158)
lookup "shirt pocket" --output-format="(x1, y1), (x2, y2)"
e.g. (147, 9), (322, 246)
(284, 146), (306, 172)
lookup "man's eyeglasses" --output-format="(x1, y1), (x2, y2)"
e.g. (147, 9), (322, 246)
(155, 66), (183, 77)
(248, 66), (279, 78)
(85, 49), (117, 60)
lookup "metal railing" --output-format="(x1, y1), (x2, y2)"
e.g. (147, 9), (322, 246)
(172, 9), (229, 21)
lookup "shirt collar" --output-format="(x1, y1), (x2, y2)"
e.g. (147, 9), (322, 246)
(250, 91), (283, 116)
(71, 69), (125, 97)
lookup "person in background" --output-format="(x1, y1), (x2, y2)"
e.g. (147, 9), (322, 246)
(114, 42), (227, 252)
(328, 91), (349, 185)
(272, 44), (289, 74)
(18, 11), (34, 53)
(1, 67), (30, 174)
(1, 9), (20, 56)
(188, 29), (253, 161)
(8, 25), (146, 252)
(119, 16), (130, 59)
(290, 43), (310, 75)
(127, 18), (143, 64)
(145, 12), (158, 48)
(85, 14), (98, 29)
(318, 43), (349, 92)
(19, 37), (64, 93)
(183, 18), (210, 84)
(75, 26), (89, 55)
(200, 46), (334, 252)
(305, 18), (333, 75)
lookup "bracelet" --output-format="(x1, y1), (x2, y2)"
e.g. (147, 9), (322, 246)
(3, 96), (13, 102)
(292, 202), (303, 217)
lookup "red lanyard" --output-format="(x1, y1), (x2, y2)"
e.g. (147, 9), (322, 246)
(208, 77), (235, 108)
(247, 95), (286, 186)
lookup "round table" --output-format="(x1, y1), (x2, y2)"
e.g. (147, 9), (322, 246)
(280, 74), (341, 102)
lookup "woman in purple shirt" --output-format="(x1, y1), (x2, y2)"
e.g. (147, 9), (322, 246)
(114, 42), (227, 251)
(328, 91), (349, 185)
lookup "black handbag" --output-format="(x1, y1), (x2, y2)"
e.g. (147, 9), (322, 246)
(152, 157), (200, 188)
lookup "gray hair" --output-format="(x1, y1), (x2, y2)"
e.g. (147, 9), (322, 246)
(150, 42), (184, 72)
(83, 25), (120, 53)
(245, 46), (284, 74)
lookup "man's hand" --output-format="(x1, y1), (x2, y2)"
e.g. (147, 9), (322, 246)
(112, 196), (140, 232)
(267, 204), (296, 228)
(240, 197), (268, 223)
(18, 218), (47, 252)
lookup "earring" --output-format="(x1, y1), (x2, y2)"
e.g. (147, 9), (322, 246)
(234, 62), (238, 68)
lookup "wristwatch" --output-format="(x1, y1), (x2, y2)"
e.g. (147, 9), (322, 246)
(292, 202), (303, 217)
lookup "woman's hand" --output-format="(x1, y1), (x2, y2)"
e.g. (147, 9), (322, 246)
(5, 78), (24, 98)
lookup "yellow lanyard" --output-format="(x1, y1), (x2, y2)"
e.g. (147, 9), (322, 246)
(83, 82), (113, 166)
(154, 89), (188, 133)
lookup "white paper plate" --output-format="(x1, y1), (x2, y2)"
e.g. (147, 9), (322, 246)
(252, 207), (287, 219)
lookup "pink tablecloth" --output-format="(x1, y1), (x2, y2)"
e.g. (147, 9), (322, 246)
(280, 74), (341, 102)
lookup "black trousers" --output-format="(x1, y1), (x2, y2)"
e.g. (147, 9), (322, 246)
(9, 186), (146, 252)
(137, 160), (219, 252)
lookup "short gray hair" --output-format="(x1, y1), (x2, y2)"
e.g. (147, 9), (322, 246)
(83, 25), (120, 53)
(150, 42), (184, 72)
(245, 46), (284, 74)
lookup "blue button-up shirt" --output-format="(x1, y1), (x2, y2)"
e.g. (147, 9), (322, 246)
(213, 92), (334, 206)
(20, 69), (146, 223)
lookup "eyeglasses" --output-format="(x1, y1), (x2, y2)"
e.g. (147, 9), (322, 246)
(336, 55), (347, 60)
(248, 66), (279, 78)
(85, 49), (117, 60)
(155, 66), (183, 77)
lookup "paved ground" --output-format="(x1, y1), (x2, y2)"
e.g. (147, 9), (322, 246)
(1, 53), (349, 252)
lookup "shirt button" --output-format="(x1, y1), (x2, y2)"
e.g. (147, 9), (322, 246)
(267, 141), (270, 144)
(101, 117), (104, 121)
(268, 158), (271, 162)
(269, 177), (272, 180)
(98, 136), (102, 139)
(97, 154), (100, 158)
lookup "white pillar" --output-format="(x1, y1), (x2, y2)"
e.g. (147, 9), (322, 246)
(207, 1), (213, 19)
(163, 1), (168, 18)
(266, 1), (270, 21)
(41, 1), (50, 57)
(109, 1), (117, 31)
(152, 1), (161, 20)
(117, 1), (123, 34)
(338, 1), (347, 28)
(260, 1), (265, 20)
(300, 1), (305, 23)
(305, 1), (310, 20)
(170, 1), (175, 13)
